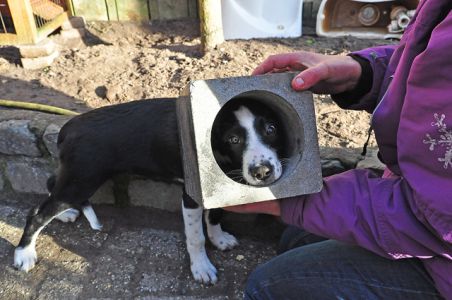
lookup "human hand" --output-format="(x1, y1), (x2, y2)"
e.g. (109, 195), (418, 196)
(252, 51), (362, 94)
(223, 200), (281, 216)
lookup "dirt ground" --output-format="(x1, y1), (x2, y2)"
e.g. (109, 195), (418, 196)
(0, 19), (394, 149)
(0, 19), (394, 299)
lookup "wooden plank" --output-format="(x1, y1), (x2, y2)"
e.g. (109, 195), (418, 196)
(35, 12), (69, 43)
(71, 0), (109, 21)
(6, 0), (37, 44)
(0, 32), (20, 45)
(116, 0), (149, 21)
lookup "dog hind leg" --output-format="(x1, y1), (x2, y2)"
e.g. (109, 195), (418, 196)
(55, 208), (80, 223)
(81, 202), (103, 230)
(205, 209), (238, 251)
(14, 198), (73, 272)
(182, 192), (217, 284)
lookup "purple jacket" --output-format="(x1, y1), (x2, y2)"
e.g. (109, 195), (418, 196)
(281, 0), (452, 298)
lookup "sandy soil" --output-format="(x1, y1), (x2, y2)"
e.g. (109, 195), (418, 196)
(0, 19), (394, 150)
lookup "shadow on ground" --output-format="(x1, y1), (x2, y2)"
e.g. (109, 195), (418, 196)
(0, 190), (284, 299)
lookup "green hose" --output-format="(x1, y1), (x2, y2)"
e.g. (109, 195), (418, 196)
(0, 99), (80, 116)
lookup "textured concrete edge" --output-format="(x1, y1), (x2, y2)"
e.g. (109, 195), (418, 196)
(181, 73), (323, 209)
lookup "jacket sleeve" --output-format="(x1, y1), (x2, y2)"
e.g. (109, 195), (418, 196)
(331, 45), (397, 113)
(280, 169), (452, 260)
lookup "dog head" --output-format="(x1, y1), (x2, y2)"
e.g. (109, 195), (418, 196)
(212, 99), (286, 186)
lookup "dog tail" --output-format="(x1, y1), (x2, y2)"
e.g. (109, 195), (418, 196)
(47, 175), (57, 193)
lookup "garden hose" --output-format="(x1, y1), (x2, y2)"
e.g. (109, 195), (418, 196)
(0, 99), (79, 116)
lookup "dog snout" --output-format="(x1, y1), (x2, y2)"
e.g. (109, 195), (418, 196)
(249, 163), (273, 181)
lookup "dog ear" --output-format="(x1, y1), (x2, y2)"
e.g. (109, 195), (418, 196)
(212, 150), (233, 165)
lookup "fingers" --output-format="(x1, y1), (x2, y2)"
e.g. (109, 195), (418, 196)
(291, 63), (329, 91)
(252, 53), (307, 75)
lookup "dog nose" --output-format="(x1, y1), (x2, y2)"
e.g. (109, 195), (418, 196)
(249, 163), (273, 181)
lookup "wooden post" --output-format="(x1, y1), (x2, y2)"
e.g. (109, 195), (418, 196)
(198, 0), (224, 52)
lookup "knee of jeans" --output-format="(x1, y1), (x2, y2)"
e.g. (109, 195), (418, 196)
(278, 226), (327, 254)
(244, 264), (267, 299)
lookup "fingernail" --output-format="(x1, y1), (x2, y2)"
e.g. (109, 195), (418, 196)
(293, 77), (304, 88)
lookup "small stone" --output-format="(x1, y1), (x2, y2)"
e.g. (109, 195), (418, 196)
(0, 120), (41, 156)
(236, 255), (245, 261)
(61, 16), (86, 30)
(5, 160), (52, 194)
(43, 123), (61, 158)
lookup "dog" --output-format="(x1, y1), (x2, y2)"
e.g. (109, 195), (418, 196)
(13, 97), (286, 284)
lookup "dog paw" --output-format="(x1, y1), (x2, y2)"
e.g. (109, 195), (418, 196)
(90, 222), (103, 231)
(191, 255), (218, 284)
(56, 209), (80, 223)
(209, 230), (238, 251)
(14, 246), (37, 272)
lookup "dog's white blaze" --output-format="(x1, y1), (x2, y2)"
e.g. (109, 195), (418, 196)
(234, 106), (282, 185)
(182, 203), (217, 284)
(205, 211), (238, 251)
(82, 205), (103, 231)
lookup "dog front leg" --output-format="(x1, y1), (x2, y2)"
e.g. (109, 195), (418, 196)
(205, 209), (238, 251)
(182, 193), (217, 284)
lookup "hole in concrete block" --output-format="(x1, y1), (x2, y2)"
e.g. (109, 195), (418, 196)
(211, 90), (304, 186)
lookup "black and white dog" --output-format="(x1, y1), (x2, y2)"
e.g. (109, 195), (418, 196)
(14, 97), (286, 284)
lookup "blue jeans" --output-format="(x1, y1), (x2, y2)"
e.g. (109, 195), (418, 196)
(245, 226), (442, 300)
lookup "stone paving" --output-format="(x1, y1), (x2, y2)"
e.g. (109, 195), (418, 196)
(0, 192), (283, 299)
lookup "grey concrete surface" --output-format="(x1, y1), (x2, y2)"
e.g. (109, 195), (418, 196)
(0, 192), (284, 299)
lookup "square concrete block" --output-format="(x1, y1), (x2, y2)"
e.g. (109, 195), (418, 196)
(61, 16), (86, 30)
(19, 39), (56, 58)
(21, 50), (59, 70)
(177, 72), (322, 209)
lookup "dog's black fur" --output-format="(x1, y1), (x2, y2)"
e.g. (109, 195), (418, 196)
(14, 97), (285, 283)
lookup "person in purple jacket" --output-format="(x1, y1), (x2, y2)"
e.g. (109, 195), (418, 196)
(225, 1), (452, 299)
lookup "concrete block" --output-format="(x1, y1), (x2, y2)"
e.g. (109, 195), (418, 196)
(128, 179), (182, 212)
(60, 28), (86, 40)
(19, 39), (56, 58)
(61, 16), (86, 30)
(90, 180), (115, 205)
(177, 73), (322, 209)
(21, 50), (59, 70)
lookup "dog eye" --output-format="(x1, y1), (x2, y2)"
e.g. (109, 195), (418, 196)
(265, 124), (276, 135)
(228, 136), (240, 144)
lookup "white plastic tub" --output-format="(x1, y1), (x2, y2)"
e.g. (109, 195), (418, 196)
(221, 0), (303, 40)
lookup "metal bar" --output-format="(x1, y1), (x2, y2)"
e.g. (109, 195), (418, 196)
(0, 9), (8, 33)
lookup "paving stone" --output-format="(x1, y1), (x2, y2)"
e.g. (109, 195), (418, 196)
(21, 50), (59, 70)
(43, 123), (61, 158)
(129, 179), (182, 212)
(90, 180), (115, 205)
(356, 148), (386, 172)
(18, 38), (56, 58)
(5, 160), (52, 194)
(321, 159), (346, 177)
(0, 120), (41, 157)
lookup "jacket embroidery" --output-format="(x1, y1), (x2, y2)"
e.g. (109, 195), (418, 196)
(423, 113), (452, 169)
